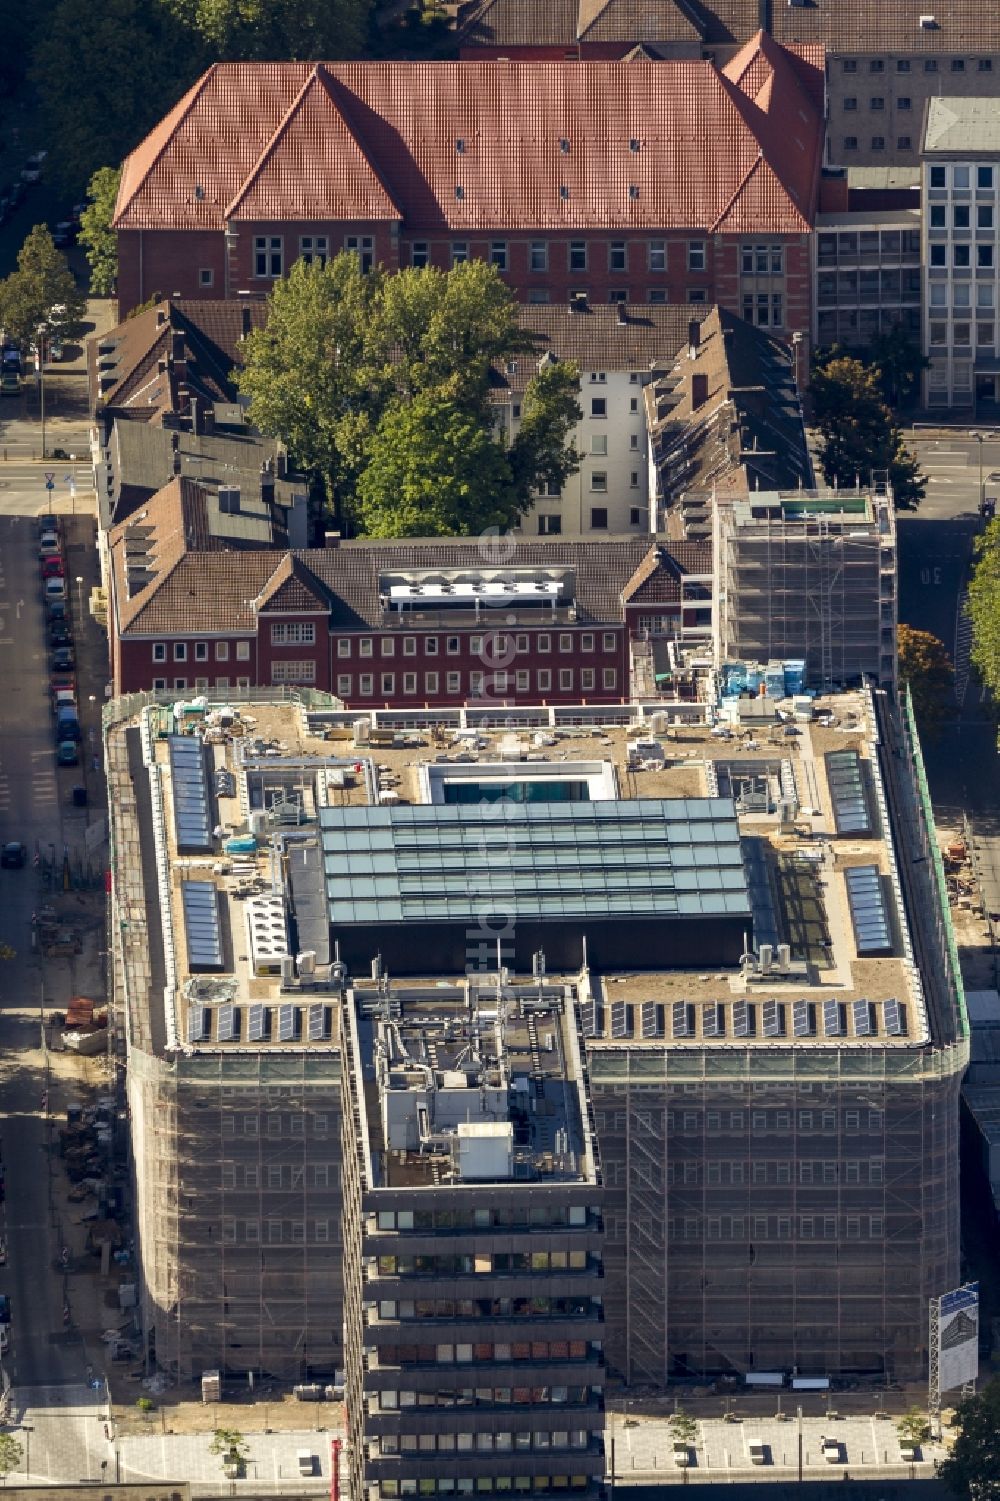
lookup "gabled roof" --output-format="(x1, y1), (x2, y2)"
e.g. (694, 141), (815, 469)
(621, 542), (709, 605)
(255, 554), (330, 613)
(226, 66), (400, 224)
(578, 0), (703, 43)
(115, 44), (823, 237)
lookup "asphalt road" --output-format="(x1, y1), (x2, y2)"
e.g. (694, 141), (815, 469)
(0, 509), (93, 1395)
(899, 431), (1000, 818)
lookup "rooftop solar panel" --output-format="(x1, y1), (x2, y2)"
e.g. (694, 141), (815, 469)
(792, 1000), (814, 1037)
(610, 1001), (631, 1039)
(852, 999), (874, 1037)
(702, 1003), (725, 1038)
(308, 1004), (329, 1041)
(884, 999), (906, 1036)
(278, 1004), (298, 1042)
(822, 1000), (844, 1037)
(733, 1001), (753, 1038)
(844, 865), (893, 956)
(762, 1000), (784, 1038)
(187, 1005), (208, 1044)
(580, 998), (600, 1038)
(672, 1002), (694, 1038)
(248, 1003), (267, 1042)
(640, 1002), (663, 1039)
(216, 1004), (238, 1042)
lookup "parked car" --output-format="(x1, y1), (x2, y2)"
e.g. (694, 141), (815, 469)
(47, 598), (67, 623)
(55, 710), (81, 743)
(50, 646), (75, 671)
(56, 740), (79, 766)
(44, 576), (66, 603)
(38, 533), (60, 558)
(0, 842), (26, 869)
(51, 687), (76, 715)
(41, 556), (65, 580)
(36, 512), (59, 535)
(50, 669), (76, 695)
(0, 371), (18, 396)
(0, 1294), (11, 1323)
(49, 622), (73, 648)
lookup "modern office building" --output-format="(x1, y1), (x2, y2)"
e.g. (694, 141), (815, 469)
(921, 97), (1000, 414)
(109, 671), (966, 1414)
(340, 976), (605, 1501)
(814, 208), (922, 349)
(713, 488), (897, 689)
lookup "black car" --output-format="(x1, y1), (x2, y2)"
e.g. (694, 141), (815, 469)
(36, 512), (59, 535)
(50, 646), (75, 670)
(47, 598), (67, 623)
(0, 842), (25, 869)
(49, 621), (73, 647)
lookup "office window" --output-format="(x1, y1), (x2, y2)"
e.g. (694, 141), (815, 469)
(955, 166), (971, 188)
(978, 284), (995, 307)
(424, 636), (438, 655)
(954, 283), (971, 307)
(870, 96), (884, 110)
(271, 623), (315, 645)
(590, 397), (607, 417)
(930, 244), (946, 266)
(609, 241), (627, 271)
(869, 58), (884, 71)
(537, 669), (551, 692)
(955, 205), (971, 228)
(299, 235), (328, 266)
(742, 293), (782, 327)
(344, 234), (374, 271)
(591, 434), (608, 455)
(378, 672), (394, 695)
(897, 136), (912, 150)
(590, 473), (608, 494)
(896, 58), (910, 72)
(648, 239), (666, 271)
(538, 515), (562, 535)
(446, 671), (460, 693)
(925, 58), (938, 71)
(272, 660), (316, 684)
(253, 236), (282, 276)
(558, 633), (573, 652)
(630, 471), (639, 488)
(451, 242), (468, 266)
(174, 642), (187, 662)
(687, 240), (706, 271)
(559, 669), (573, 691)
(424, 672), (439, 694)
(842, 58), (857, 72)
(153, 679), (166, 691)
(872, 136), (885, 151)
(490, 242), (508, 269)
(602, 668), (616, 690)
(898, 96), (911, 110)
(979, 58), (993, 72)
(979, 245), (994, 268)
(844, 136), (857, 151)
(152, 643), (166, 663)
(930, 165), (946, 187)
(569, 241), (587, 271)
(199, 268), (214, 286)
(602, 633), (616, 652)
(337, 675), (351, 696)
(580, 668), (595, 691)
(515, 669), (529, 692)
(590, 507), (608, 530)
(194, 642), (208, 662)
(741, 243), (783, 274)
(955, 245), (971, 267)
(979, 166), (995, 188)
(930, 205), (946, 227)
(359, 674), (373, 696)
(538, 634), (551, 652)
(844, 97), (857, 111)
(951, 57), (965, 71)
(629, 507), (641, 525)
(977, 322), (995, 346)
(608, 289), (627, 304)
(529, 241), (548, 271)
(174, 678), (187, 691)
(410, 242), (429, 268)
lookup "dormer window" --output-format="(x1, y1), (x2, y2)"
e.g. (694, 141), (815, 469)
(455, 185), (464, 199)
(629, 138), (640, 152)
(559, 138), (570, 154)
(456, 138), (465, 153)
(560, 185), (570, 200)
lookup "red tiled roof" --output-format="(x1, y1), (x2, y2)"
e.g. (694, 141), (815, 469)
(115, 41), (822, 237)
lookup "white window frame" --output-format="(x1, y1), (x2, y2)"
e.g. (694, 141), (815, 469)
(253, 236), (283, 277)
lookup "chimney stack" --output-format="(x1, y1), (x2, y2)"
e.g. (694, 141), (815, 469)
(156, 308), (167, 328)
(688, 319), (701, 359)
(241, 306), (252, 339)
(616, 301), (628, 326)
(190, 395), (202, 435)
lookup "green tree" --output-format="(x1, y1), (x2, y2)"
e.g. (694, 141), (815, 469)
(0, 1432), (23, 1478)
(78, 167), (122, 297)
(968, 517), (1000, 705)
(0, 226), (85, 348)
(897, 625), (954, 728)
(356, 392), (519, 537)
(160, 0), (370, 58)
(669, 1409), (698, 1447)
(939, 1377), (1000, 1499)
(868, 324), (929, 411)
(31, 0), (200, 196)
(896, 1406), (931, 1445)
(809, 355), (925, 508)
(236, 253), (377, 506)
(238, 255), (580, 534)
(209, 1428), (249, 1477)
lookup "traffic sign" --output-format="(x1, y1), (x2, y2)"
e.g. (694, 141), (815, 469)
(44, 471), (55, 491)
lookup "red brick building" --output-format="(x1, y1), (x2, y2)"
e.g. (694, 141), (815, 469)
(113, 34), (823, 340)
(107, 479), (712, 703)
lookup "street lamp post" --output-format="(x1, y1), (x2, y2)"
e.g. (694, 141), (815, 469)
(971, 431), (985, 517)
(36, 328), (45, 461)
(75, 575), (84, 630)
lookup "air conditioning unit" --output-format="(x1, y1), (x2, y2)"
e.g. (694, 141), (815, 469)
(919, 13), (937, 26)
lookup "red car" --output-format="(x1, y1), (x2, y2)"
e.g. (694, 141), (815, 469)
(49, 670), (76, 695)
(40, 555), (65, 579)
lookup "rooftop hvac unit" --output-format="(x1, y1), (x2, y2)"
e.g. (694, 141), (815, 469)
(759, 943), (773, 974)
(353, 718), (370, 746)
(297, 950), (317, 977)
(280, 953), (296, 983)
(777, 943), (791, 970)
(249, 810), (268, 837)
(650, 711), (668, 736)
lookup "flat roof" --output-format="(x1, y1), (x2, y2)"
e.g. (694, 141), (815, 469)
(924, 97), (1000, 155)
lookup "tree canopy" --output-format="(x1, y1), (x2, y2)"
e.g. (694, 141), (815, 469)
(897, 624), (954, 729)
(159, 0), (370, 58)
(939, 1378), (1000, 1499)
(78, 167), (122, 297)
(237, 255), (581, 538)
(0, 226), (85, 348)
(968, 517), (1000, 706)
(0, 1432), (23, 1478)
(809, 355), (925, 508)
